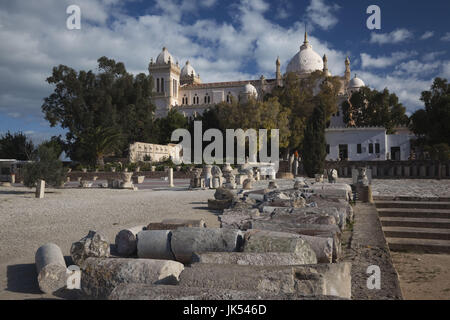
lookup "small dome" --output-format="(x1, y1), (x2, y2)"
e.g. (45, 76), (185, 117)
(348, 75), (365, 89)
(286, 32), (324, 75)
(243, 83), (258, 98)
(156, 47), (175, 65)
(181, 61), (196, 78)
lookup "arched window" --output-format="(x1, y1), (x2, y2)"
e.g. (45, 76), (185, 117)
(161, 78), (164, 93)
(226, 92), (232, 103)
(156, 78), (160, 92)
(204, 93), (210, 104)
(194, 94), (198, 105)
(182, 95), (187, 105)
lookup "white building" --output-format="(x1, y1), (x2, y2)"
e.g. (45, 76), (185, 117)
(149, 32), (415, 161)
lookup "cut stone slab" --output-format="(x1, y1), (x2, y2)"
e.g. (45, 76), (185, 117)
(178, 262), (352, 298)
(242, 229), (319, 260)
(147, 219), (206, 230)
(115, 225), (146, 257)
(214, 187), (236, 200)
(108, 284), (347, 300)
(208, 198), (232, 210)
(35, 179), (45, 198)
(191, 251), (317, 266)
(137, 230), (175, 260)
(81, 258), (184, 299)
(171, 227), (244, 264)
(70, 230), (110, 266)
(250, 221), (341, 262)
(35, 243), (67, 294)
(219, 209), (261, 229)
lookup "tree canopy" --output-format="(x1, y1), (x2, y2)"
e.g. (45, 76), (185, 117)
(0, 131), (35, 160)
(341, 87), (409, 133)
(269, 71), (341, 153)
(302, 102), (327, 177)
(410, 77), (450, 160)
(42, 57), (155, 164)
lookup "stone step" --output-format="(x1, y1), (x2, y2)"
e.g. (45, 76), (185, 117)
(374, 196), (450, 202)
(380, 217), (450, 229)
(386, 237), (450, 254)
(377, 208), (450, 219)
(382, 226), (450, 240)
(375, 201), (450, 210)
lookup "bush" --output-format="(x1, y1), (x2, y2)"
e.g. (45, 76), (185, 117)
(22, 145), (66, 188)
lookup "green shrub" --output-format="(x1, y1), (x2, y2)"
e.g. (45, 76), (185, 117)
(22, 145), (66, 187)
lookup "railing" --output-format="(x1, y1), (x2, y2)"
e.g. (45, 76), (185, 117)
(278, 160), (450, 179)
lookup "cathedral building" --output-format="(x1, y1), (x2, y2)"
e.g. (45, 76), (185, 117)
(149, 32), (414, 161)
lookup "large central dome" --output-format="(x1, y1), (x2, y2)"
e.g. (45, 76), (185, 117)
(286, 32), (324, 75)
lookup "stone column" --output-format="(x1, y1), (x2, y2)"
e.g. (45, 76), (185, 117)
(411, 165), (418, 177)
(429, 165), (435, 178)
(419, 165), (426, 177)
(169, 168), (174, 187)
(35, 180), (45, 199)
(388, 166), (394, 177)
(35, 243), (67, 293)
(203, 165), (212, 188)
(396, 165), (402, 177)
(404, 166), (410, 177)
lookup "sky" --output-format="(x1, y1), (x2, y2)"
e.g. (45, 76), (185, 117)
(0, 0), (449, 145)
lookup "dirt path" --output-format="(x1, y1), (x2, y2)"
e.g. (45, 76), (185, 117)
(391, 252), (450, 300)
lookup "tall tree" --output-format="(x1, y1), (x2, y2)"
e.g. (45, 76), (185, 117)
(410, 77), (450, 145)
(341, 87), (409, 133)
(156, 108), (189, 144)
(0, 131), (35, 160)
(410, 77), (450, 160)
(42, 57), (155, 164)
(270, 71), (341, 153)
(302, 102), (327, 178)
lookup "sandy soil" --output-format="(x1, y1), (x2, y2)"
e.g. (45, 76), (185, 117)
(391, 252), (450, 300)
(0, 182), (217, 300)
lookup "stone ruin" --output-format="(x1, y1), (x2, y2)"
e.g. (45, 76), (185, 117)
(34, 172), (355, 300)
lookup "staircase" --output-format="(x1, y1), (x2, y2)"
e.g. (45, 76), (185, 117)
(375, 199), (450, 254)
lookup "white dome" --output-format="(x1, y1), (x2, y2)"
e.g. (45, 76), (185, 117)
(243, 83), (258, 98)
(156, 47), (175, 65)
(349, 75), (365, 88)
(286, 33), (323, 75)
(181, 61), (196, 77)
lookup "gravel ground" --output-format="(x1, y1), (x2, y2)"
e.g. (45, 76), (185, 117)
(1, 177), (448, 300)
(0, 181), (217, 300)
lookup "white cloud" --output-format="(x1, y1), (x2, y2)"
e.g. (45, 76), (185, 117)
(360, 51), (415, 69)
(393, 60), (441, 77)
(306, 0), (340, 30)
(441, 32), (450, 42)
(420, 31), (434, 40)
(441, 61), (450, 79)
(355, 71), (433, 112)
(422, 51), (446, 62)
(0, 0), (349, 120)
(370, 28), (413, 45)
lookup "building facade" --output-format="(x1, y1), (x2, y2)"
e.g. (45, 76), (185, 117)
(148, 32), (415, 161)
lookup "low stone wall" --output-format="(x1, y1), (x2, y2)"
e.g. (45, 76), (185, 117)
(282, 160), (450, 179)
(327, 160), (450, 179)
(67, 170), (192, 181)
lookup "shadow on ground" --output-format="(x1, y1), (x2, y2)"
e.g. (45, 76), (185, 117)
(6, 263), (41, 294)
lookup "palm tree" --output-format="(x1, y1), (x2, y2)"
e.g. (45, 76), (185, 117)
(80, 127), (122, 168)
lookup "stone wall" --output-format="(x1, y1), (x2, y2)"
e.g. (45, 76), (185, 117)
(279, 160), (450, 179)
(326, 160), (450, 179)
(66, 171), (192, 181)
